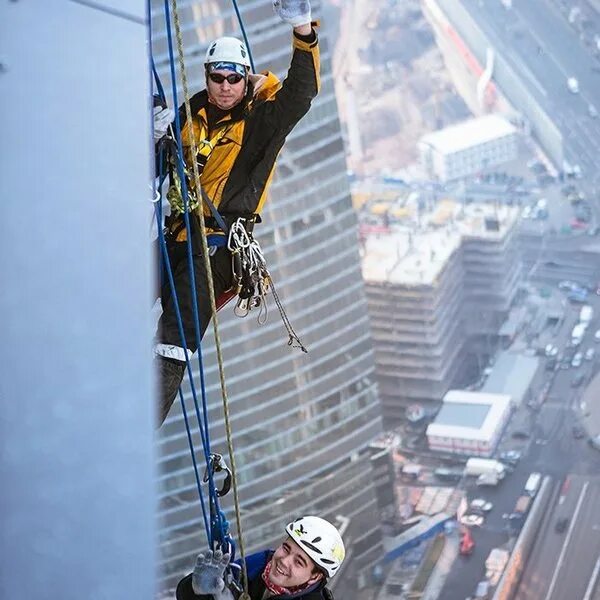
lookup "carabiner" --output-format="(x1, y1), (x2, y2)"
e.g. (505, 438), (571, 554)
(203, 453), (232, 497)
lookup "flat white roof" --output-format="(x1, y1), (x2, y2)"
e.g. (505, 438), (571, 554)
(361, 201), (519, 285)
(361, 227), (461, 285)
(426, 390), (512, 442)
(420, 114), (517, 156)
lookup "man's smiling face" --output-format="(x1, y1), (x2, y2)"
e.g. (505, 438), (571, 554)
(268, 537), (323, 588)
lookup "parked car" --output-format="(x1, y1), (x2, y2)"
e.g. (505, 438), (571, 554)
(459, 530), (475, 556)
(558, 280), (577, 291)
(545, 344), (558, 357)
(512, 430), (530, 440)
(460, 514), (484, 527)
(585, 348), (595, 361)
(594, 329), (600, 342)
(571, 373), (585, 388)
(499, 450), (521, 464)
(470, 498), (493, 512)
(555, 517), (569, 533)
(572, 425), (586, 439)
(571, 352), (583, 367)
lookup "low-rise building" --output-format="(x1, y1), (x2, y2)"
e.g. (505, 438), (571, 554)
(419, 114), (519, 182)
(426, 390), (512, 456)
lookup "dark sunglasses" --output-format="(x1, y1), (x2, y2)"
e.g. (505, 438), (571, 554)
(208, 72), (245, 85)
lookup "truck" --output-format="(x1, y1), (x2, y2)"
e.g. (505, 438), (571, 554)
(580, 305), (593, 324)
(465, 458), (506, 479)
(525, 472), (542, 496)
(476, 472), (501, 486)
(572, 322), (587, 346)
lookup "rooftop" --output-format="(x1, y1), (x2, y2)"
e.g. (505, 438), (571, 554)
(481, 351), (539, 405)
(420, 114), (518, 156)
(361, 200), (519, 285)
(426, 390), (512, 442)
(435, 401), (490, 429)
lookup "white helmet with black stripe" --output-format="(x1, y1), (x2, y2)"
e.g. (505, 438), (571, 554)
(285, 516), (345, 578)
(204, 36), (251, 69)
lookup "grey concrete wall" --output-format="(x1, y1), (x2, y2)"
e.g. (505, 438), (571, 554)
(0, 2), (155, 598)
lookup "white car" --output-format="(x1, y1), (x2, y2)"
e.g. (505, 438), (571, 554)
(460, 514), (484, 527)
(594, 329), (600, 342)
(470, 498), (493, 512)
(572, 352), (583, 367)
(545, 344), (558, 357)
(585, 348), (595, 361)
(567, 77), (579, 93)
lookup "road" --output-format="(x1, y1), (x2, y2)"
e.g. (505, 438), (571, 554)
(438, 281), (600, 599)
(515, 476), (600, 600)
(451, 0), (600, 193)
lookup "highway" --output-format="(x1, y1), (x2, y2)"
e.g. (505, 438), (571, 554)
(515, 476), (600, 600)
(453, 0), (600, 191)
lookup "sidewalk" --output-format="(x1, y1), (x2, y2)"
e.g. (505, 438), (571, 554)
(421, 533), (459, 600)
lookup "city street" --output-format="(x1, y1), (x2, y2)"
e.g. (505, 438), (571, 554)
(515, 476), (600, 600)
(438, 280), (600, 599)
(457, 0), (600, 192)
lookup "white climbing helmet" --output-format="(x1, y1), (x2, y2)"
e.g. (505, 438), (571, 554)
(285, 516), (346, 578)
(204, 36), (251, 68)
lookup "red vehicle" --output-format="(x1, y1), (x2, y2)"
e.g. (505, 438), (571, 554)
(460, 529), (475, 555)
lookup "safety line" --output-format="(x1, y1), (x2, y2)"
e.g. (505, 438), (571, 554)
(169, 0), (249, 593)
(162, 0), (227, 549)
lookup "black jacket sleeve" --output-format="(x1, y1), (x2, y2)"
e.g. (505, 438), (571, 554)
(265, 28), (320, 129)
(175, 574), (210, 600)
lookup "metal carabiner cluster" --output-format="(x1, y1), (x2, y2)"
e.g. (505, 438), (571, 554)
(203, 453), (233, 497)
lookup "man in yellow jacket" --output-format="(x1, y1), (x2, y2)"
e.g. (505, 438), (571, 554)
(153, 0), (319, 425)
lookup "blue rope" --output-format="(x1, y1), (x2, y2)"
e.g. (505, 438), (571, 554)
(230, 0), (256, 73)
(160, 0), (231, 550)
(154, 146), (212, 544)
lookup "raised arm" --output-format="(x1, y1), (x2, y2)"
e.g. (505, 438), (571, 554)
(268, 0), (320, 128)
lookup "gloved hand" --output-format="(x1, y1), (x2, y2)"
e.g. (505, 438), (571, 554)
(153, 105), (174, 142)
(192, 550), (233, 600)
(272, 0), (311, 27)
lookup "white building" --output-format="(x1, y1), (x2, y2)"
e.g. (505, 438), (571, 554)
(419, 114), (519, 182)
(426, 390), (512, 456)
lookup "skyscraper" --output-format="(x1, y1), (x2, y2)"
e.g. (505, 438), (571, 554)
(151, 0), (386, 594)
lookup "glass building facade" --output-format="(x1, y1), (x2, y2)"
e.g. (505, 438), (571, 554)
(151, 1), (385, 594)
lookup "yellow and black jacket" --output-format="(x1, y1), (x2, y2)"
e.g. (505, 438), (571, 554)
(171, 29), (320, 239)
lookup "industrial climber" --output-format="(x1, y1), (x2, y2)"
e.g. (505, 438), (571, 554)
(152, 0), (319, 426)
(175, 516), (345, 600)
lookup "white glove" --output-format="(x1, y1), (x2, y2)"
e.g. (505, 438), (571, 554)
(153, 106), (174, 142)
(273, 0), (311, 27)
(192, 550), (233, 600)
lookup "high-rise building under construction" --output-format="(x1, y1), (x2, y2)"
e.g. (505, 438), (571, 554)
(151, 1), (386, 594)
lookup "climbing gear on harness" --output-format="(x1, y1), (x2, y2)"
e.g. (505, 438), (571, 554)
(226, 218), (308, 352)
(166, 125), (230, 217)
